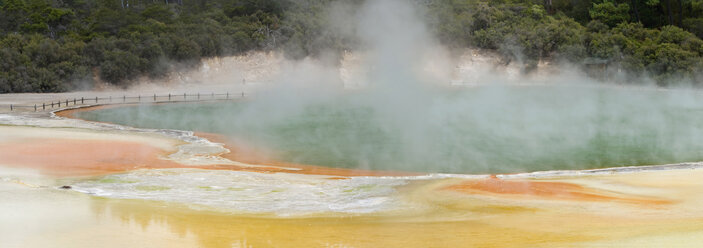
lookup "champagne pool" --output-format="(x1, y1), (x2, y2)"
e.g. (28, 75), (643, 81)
(75, 84), (703, 174)
(5, 84), (703, 247)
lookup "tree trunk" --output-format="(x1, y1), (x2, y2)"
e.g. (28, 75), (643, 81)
(543, 0), (552, 13)
(667, 0), (673, 25)
(678, 0), (683, 27)
(631, 0), (640, 22)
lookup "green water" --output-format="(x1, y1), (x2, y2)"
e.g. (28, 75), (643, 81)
(76, 85), (703, 174)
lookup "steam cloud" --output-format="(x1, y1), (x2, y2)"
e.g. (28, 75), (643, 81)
(82, 0), (703, 174)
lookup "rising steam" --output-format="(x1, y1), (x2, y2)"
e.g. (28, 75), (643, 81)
(80, 0), (703, 174)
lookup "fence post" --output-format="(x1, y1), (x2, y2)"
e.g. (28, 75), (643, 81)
(73, 98), (76, 105)
(34, 104), (37, 111)
(138, 95), (141, 102)
(168, 93), (171, 101)
(183, 93), (186, 100)
(65, 99), (68, 106)
(43, 103), (45, 110)
(242, 91), (244, 97)
(154, 94), (156, 101)
(58, 101), (61, 107)
(123, 95), (126, 103)
(197, 93), (200, 100)
(51, 102), (54, 108)
(81, 97), (84, 104)
(226, 92), (229, 99)
(9, 104), (12, 111)
(95, 97), (98, 103)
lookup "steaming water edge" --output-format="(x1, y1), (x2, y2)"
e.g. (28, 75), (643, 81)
(19, 83), (698, 217)
(77, 84), (703, 174)
(5, 85), (703, 234)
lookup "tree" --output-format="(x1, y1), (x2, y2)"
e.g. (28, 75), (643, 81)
(631, 0), (641, 22)
(649, 43), (697, 83)
(590, 1), (630, 27)
(141, 4), (174, 23)
(99, 50), (143, 85)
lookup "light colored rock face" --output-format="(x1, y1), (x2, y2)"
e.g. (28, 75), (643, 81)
(190, 49), (560, 88)
(195, 52), (284, 85)
(126, 48), (561, 90)
(125, 51), (284, 93)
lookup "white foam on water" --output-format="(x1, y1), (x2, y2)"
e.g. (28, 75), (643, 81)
(71, 169), (408, 216)
(67, 163), (703, 217)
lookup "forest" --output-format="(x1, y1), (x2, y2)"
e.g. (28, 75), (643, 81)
(1, 0), (702, 93)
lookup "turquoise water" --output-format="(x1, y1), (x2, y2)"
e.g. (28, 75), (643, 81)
(76, 85), (703, 174)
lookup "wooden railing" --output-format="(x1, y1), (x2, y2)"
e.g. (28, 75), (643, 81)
(3, 91), (245, 112)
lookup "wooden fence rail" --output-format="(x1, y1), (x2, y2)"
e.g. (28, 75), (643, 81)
(3, 91), (244, 112)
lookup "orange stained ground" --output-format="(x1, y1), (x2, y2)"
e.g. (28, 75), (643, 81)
(0, 139), (182, 176)
(442, 175), (673, 205)
(0, 134), (418, 177)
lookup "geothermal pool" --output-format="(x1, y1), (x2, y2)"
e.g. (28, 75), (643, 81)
(4, 84), (703, 247)
(77, 84), (703, 174)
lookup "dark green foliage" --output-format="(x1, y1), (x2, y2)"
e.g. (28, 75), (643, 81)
(0, 0), (287, 92)
(683, 18), (703, 38)
(428, 0), (702, 84)
(141, 4), (174, 23)
(1, 0), (703, 92)
(470, 3), (588, 68)
(589, 1), (630, 27)
(99, 50), (143, 84)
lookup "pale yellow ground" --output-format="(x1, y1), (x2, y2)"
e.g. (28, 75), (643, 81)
(2, 125), (703, 247)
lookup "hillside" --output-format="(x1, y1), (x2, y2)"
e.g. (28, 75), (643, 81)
(1, 0), (702, 93)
